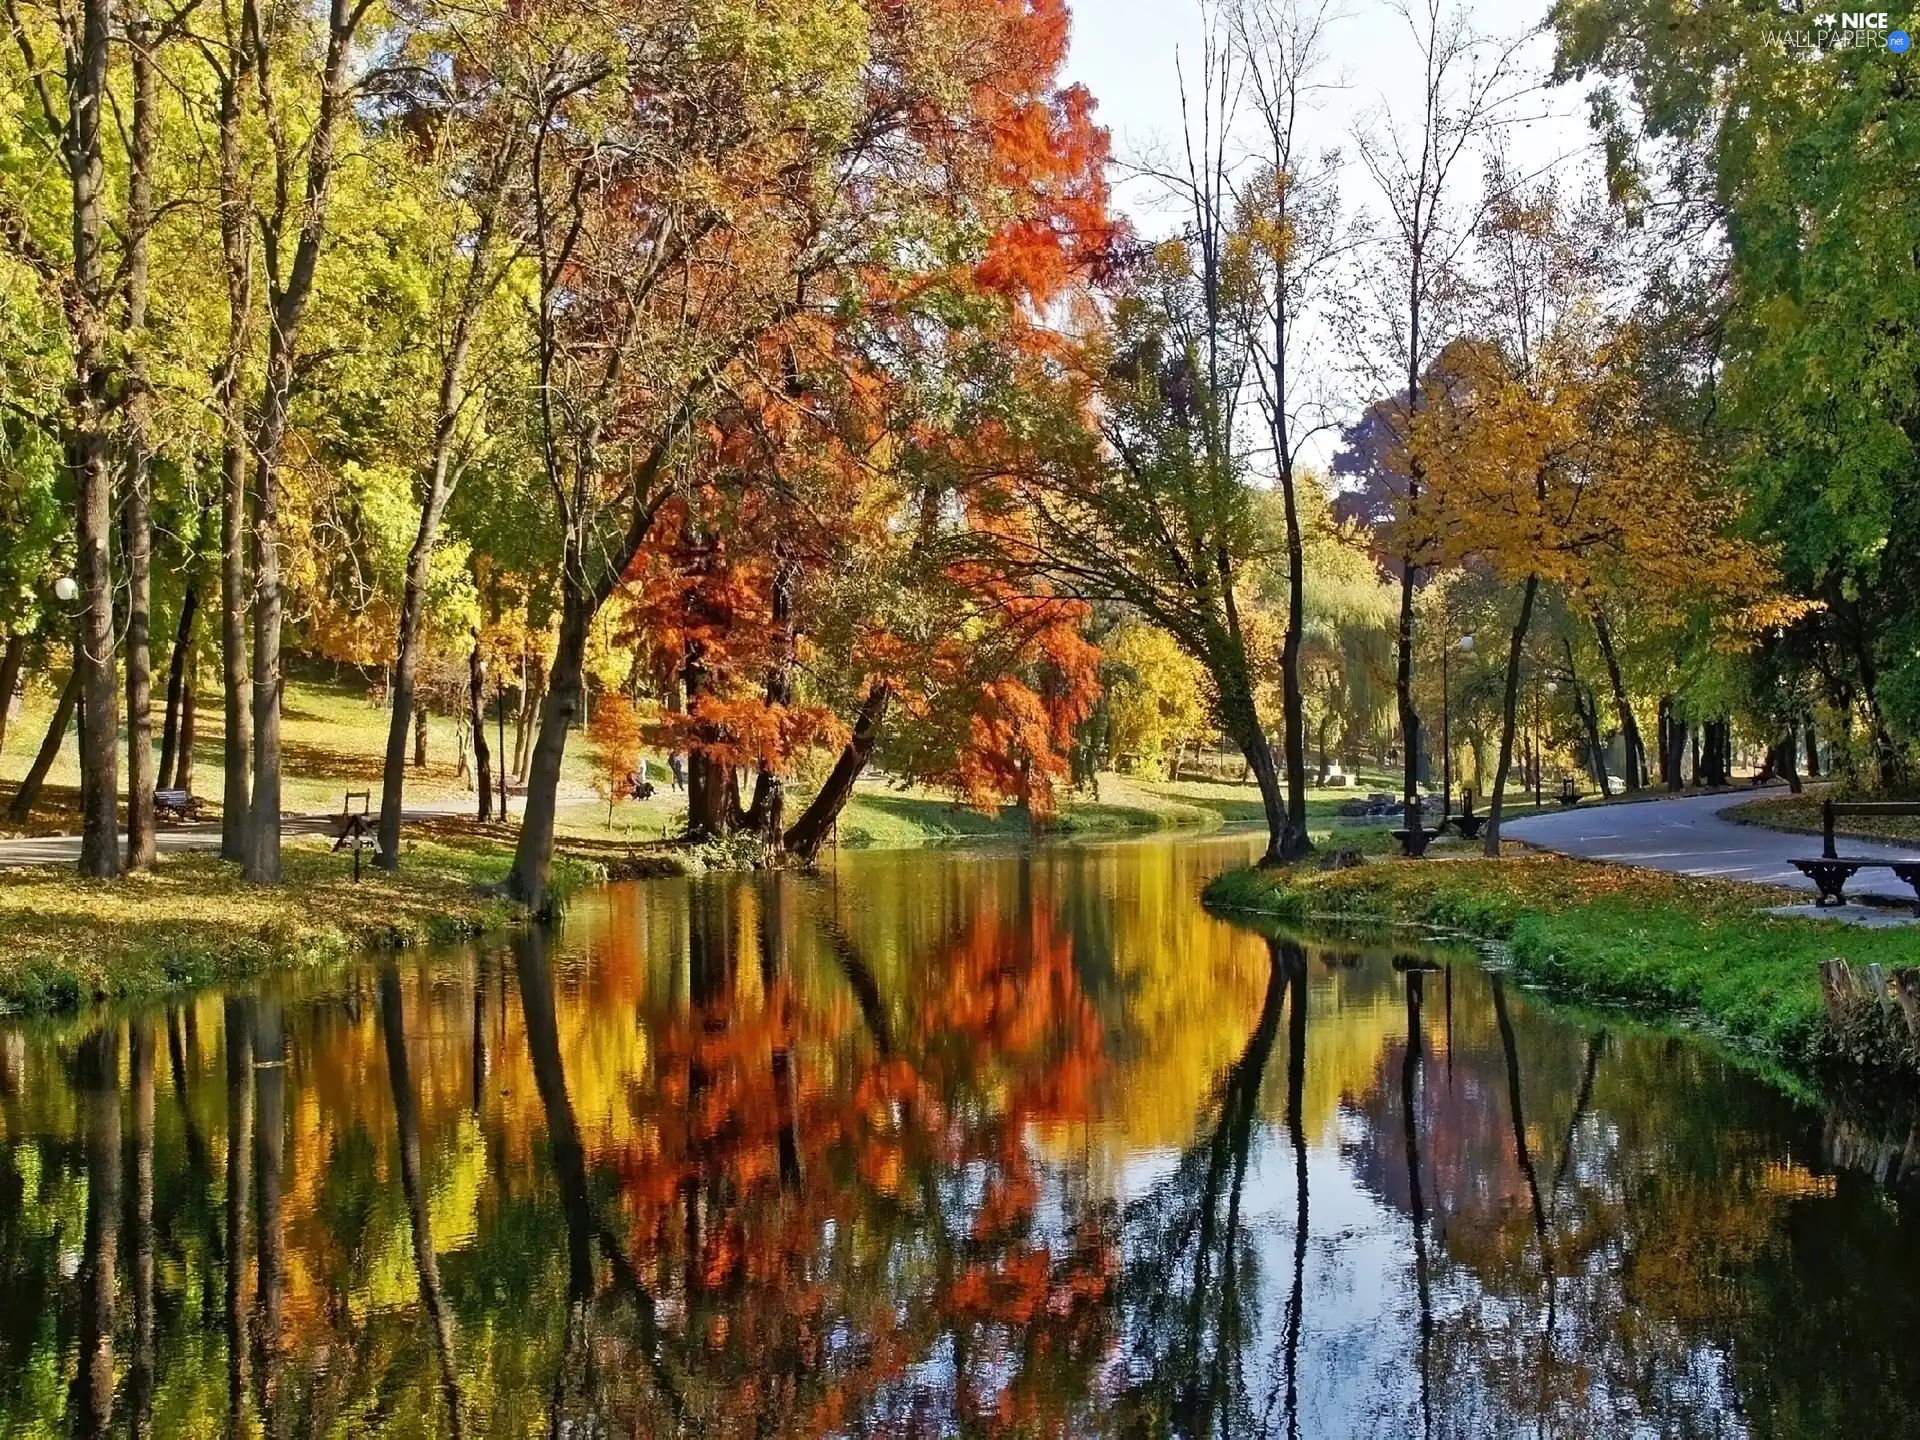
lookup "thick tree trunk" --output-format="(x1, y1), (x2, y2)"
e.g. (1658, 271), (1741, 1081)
(469, 640), (492, 822)
(785, 682), (891, 863)
(682, 642), (739, 841)
(0, 633), (24, 759)
(504, 583), (592, 914)
(1589, 605), (1643, 790)
(413, 701), (428, 768)
(742, 553), (798, 842)
(1804, 720), (1821, 778)
(8, 670), (81, 823)
(1667, 711), (1687, 793)
(245, 437), (285, 882)
(157, 584), (199, 790)
(215, 41), (253, 864)
(1483, 575), (1539, 857)
(1217, 677), (1289, 868)
(121, 0), (159, 872)
(64, 0), (121, 879)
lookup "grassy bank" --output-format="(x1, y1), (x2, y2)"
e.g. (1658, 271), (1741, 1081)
(1203, 855), (1920, 1074)
(1727, 791), (1920, 846)
(0, 838), (599, 1013)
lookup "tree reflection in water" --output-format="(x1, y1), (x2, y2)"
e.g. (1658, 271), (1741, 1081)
(3, 839), (1920, 1434)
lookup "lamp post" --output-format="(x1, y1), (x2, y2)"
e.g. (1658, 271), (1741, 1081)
(1441, 632), (1475, 825)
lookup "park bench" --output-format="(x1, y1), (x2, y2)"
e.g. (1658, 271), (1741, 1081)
(1791, 799), (1920, 909)
(1452, 789), (1485, 841)
(1558, 777), (1582, 807)
(330, 790), (376, 879)
(154, 788), (202, 824)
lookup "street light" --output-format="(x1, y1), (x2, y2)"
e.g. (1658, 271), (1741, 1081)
(1441, 631), (1475, 826)
(53, 575), (78, 603)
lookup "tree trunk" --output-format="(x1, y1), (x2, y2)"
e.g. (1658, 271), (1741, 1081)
(413, 701), (428, 769)
(469, 639), (492, 821)
(1483, 575), (1539, 857)
(215, 37), (253, 865)
(1589, 605), (1643, 790)
(1803, 720), (1820, 777)
(1656, 696), (1673, 789)
(503, 583), (593, 914)
(7, 670), (81, 823)
(174, 655), (198, 794)
(1394, 559), (1422, 825)
(1563, 637), (1609, 797)
(374, 214), (492, 866)
(785, 682), (891, 863)
(157, 584), (199, 791)
(0, 632), (25, 760)
(1217, 675), (1289, 868)
(244, 0), (362, 885)
(742, 553), (798, 842)
(1666, 707), (1687, 792)
(121, 0), (159, 871)
(61, 0), (122, 879)
(1276, 474), (1313, 860)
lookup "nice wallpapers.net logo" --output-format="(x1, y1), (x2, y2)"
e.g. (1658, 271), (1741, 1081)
(1765, 11), (1912, 52)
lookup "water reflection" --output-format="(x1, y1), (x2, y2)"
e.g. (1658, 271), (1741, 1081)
(3, 835), (1920, 1436)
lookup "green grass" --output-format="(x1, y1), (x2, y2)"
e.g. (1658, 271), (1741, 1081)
(0, 836), (600, 1013)
(1203, 854), (1920, 1075)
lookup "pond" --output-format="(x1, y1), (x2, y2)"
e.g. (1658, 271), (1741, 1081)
(4, 833), (1920, 1436)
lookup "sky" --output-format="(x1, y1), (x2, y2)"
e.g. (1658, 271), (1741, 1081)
(1059, 0), (1609, 467)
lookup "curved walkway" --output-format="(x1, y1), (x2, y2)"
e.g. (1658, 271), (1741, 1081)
(1502, 788), (1919, 905)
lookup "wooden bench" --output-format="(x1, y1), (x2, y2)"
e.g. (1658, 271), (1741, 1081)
(331, 791), (375, 879)
(1791, 799), (1920, 908)
(154, 788), (202, 823)
(1452, 789), (1485, 841)
(1558, 776), (1582, 807)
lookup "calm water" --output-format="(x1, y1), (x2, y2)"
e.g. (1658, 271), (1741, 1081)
(4, 834), (1920, 1438)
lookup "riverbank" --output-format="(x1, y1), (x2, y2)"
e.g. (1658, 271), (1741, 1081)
(1203, 855), (1920, 1076)
(0, 838), (600, 1013)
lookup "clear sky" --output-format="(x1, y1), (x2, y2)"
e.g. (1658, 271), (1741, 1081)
(1059, 0), (1607, 466)
(1061, 0), (1600, 230)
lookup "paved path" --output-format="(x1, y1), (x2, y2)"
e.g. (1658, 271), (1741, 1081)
(0, 800), (472, 870)
(1502, 788), (1919, 904)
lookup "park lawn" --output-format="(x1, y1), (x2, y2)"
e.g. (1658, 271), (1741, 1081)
(1727, 791), (1920, 847)
(0, 836), (598, 1013)
(1, 669), (606, 836)
(1204, 853), (1920, 1073)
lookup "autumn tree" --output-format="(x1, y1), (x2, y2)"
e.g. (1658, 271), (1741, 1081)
(1227, 0), (1360, 859)
(1349, 0), (1531, 832)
